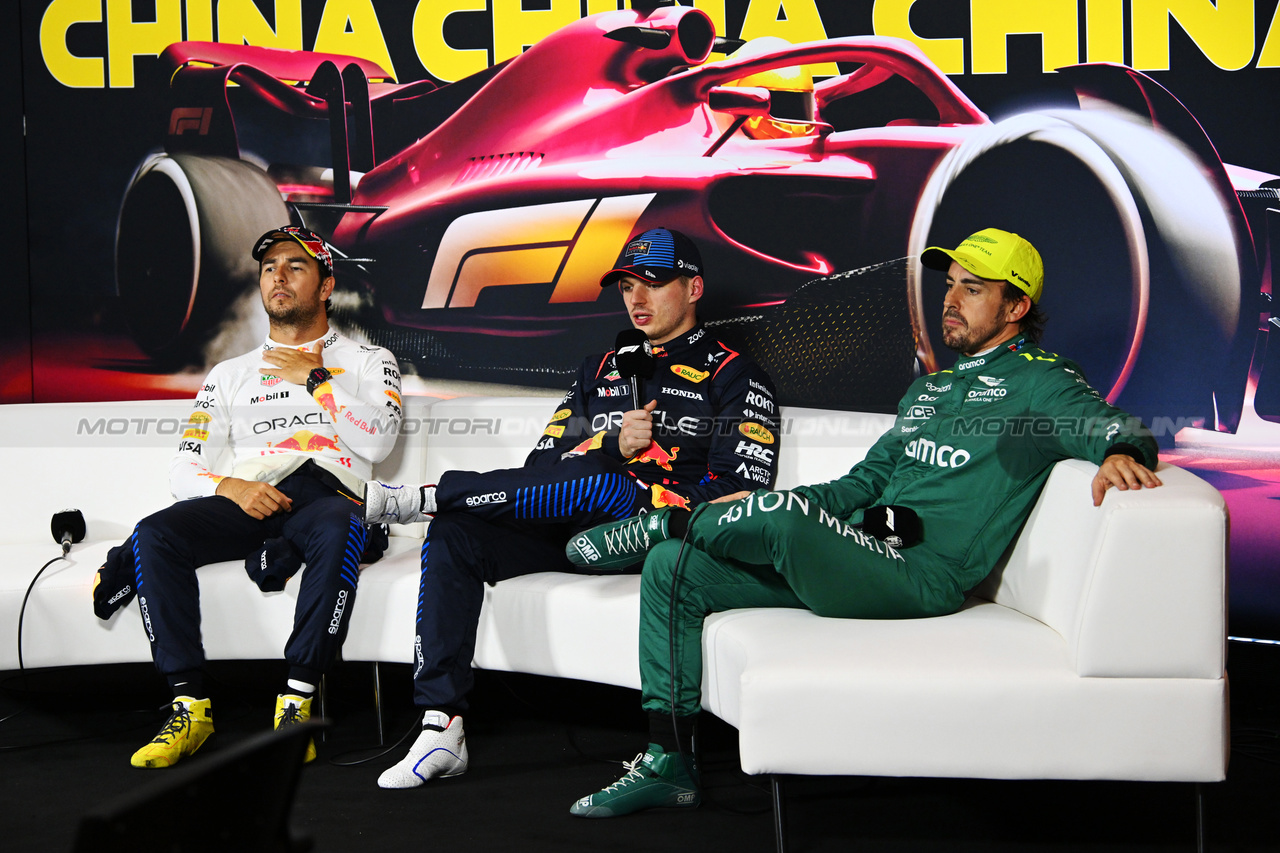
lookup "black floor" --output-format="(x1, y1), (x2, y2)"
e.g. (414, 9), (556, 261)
(2, 642), (1277, 853)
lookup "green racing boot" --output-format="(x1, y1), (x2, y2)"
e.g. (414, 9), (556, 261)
(569, 744), (700, 818)
(564, 507), (683, 572)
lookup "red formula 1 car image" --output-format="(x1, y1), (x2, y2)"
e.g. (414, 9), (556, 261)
(114, 1), (1280, 427)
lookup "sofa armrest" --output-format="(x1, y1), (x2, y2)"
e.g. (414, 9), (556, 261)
(982, 461), (1226, 679)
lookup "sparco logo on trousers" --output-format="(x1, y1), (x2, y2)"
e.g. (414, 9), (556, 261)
(466, 491), (508, 506)
(139, 595), (155, 641)
(904, 438), (971, 468)
(328, 589), (348, 635)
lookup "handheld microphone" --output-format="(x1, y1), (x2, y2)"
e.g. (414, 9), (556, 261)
(51, 509), (86, 555)
(859, 505), (922, 549)
(615, 329), (656, 409)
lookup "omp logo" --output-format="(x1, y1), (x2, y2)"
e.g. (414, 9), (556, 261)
(466, 492), (507, 506)
(738, 422), (775, 443)
(328, 589), (348, 635)
(571, 534), (600, 562)
(671, 364), (709, 383)
(168, 107), (211, 135)
(905, 438), (971, 468)
(905, 406), (935, 420)
(423, 194), (656, 309)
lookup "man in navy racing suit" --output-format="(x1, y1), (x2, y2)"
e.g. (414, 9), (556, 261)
(362, 228), (780, 789)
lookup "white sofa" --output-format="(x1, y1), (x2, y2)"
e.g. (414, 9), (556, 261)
(0, 397), (1228, 804)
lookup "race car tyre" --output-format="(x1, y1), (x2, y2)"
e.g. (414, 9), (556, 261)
(115, 153), (289, 363)
(908, 109), (1247, 436)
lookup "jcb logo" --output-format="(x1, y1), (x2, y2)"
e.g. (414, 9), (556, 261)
(422, 194), (656, 309)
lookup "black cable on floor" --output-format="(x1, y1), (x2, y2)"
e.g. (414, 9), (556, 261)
(327, 714), (421, 766)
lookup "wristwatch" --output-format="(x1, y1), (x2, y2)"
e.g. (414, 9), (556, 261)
(306, 367), (332, 396)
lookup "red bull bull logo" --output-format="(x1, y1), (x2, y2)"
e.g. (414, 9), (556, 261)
(630, 441), (679, 471)
(650, 485), (690, 510)
(566, 431), (606, 456)
(312, 381), (344, 420)
(270, 430), (341, 453)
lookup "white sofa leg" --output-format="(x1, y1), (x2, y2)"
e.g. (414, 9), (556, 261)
(772, 776), (787, 853)
(1195, 782), (1205, 853)
(318, 674), (327, 743)
(372, 662), (385, 746)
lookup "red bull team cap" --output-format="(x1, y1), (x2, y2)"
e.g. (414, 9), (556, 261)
(253, 225), (335, 277)
(600, 227), (703, 287)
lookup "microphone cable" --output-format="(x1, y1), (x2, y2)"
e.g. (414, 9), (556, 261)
(16, 553), (69, 674)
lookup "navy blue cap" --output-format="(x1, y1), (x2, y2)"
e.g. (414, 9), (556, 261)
(600, 227), (703, 287)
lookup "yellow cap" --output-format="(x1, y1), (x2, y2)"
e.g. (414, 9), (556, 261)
(921, 228), (1044, 303)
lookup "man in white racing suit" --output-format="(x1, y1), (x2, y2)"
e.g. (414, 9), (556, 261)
(123, 226), (402, 768)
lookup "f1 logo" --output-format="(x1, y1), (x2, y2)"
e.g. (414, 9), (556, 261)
(168, 107), (212, 136)
(422, 194), (656, 309)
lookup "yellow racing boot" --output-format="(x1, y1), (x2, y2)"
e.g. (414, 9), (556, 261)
(273, 694), (316, 763)
(131, 697), (213, 768)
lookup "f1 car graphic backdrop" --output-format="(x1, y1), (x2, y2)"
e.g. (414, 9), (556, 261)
(110, 3), (1280, 432)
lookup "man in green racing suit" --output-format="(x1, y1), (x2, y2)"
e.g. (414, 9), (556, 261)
(564, 227), (1164, 818)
